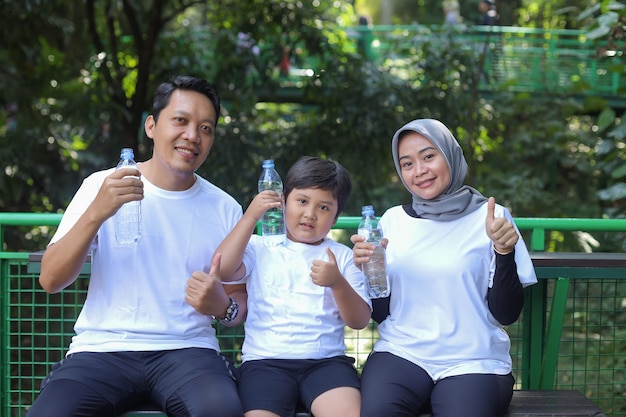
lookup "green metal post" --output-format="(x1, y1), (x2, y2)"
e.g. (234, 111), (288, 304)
(0, 259), (6, 417)
(527, 280), (547, 389)
(524, 226), (546, 389)
(540, 277), (570, 389)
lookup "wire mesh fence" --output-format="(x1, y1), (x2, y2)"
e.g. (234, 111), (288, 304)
(3, 257), (625, 416)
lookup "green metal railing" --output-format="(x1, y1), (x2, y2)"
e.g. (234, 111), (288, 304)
(366, 25), (624, 95)
(270, 25), (625, 106)
(2, 213), (626, 416)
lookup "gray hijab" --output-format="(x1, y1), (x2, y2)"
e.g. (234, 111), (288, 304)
(391, 119), (487, 221)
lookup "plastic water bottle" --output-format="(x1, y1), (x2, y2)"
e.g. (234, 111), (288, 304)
(258, 159), (286, 247)
(358, 205), (389, 298)
(114, 148), (141, 244)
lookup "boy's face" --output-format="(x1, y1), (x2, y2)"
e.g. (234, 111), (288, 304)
(285, 187), (339, 245)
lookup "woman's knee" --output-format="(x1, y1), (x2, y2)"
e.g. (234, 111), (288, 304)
(431, 373), (513, 417)
(360, 353), (432, 417)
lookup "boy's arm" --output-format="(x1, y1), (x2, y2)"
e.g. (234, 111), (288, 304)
(330, 278), (372, 330)
(217, 190), (281, 281)
(311, 248), (372, 330)
(40, 168), (143, 293)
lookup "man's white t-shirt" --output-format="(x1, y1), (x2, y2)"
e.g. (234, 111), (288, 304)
(50, 168), (249, 355)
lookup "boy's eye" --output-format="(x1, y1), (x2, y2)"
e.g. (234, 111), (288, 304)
(297, 198), (307, 204)
(319, 205), (329, 211)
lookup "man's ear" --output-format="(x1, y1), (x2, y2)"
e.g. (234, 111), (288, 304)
(144, 115), (155, 139)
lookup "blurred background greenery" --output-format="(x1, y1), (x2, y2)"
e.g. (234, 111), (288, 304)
(1, 0), (625, 252)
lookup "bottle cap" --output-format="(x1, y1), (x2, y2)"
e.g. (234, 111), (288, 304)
(121, 148), (134, 159)
(262, 159), (275, 169)
(361, 205), (374, 216)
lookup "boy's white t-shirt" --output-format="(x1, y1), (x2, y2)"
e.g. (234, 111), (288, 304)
(374, 203), (537, 381)
(50, 168), (249, 354)
(241, 236), (371, 362)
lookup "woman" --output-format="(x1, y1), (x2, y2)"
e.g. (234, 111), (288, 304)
(352, 119), (537, 417)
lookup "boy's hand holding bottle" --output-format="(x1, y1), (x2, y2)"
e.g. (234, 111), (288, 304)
(244, 190), (283, 223)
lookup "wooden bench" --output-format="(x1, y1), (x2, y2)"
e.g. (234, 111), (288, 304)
(120, 390), (605, 416)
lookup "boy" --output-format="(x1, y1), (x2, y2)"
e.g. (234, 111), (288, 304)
(216, 156), (372, 417)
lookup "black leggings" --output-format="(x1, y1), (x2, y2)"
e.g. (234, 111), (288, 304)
(360, 352), (514, 417)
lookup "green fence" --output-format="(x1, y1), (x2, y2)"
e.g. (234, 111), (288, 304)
(2, 214), (626, 416)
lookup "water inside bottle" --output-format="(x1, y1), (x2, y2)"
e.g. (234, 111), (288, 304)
(258, 180), (285, 246)
(363, 245), (389, 298)
(261, 210), (285, 246)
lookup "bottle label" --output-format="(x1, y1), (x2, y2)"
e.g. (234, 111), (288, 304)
(358, 227), (371, 241)
(258, 180), (283, 194)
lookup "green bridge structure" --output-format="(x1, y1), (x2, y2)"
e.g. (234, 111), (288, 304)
(268, 25), (626, 108)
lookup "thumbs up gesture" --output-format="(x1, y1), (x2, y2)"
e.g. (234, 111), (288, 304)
(186, 253), (231, 316)
(485, 197), (519, 255)
(310, 248), (343, 288)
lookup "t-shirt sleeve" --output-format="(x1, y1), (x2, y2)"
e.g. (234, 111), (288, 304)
(49, 170), (110, 249)
(488, 206), (538, 289)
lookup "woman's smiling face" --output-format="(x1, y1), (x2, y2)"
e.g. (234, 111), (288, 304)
(397, 132), (451, 200)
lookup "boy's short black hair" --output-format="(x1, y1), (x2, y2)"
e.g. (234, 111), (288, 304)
(284, 156), (352, 217)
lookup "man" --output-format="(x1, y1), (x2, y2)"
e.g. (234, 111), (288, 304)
(28, 75), (248, 417)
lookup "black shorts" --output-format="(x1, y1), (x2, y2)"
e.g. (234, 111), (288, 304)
(238, 355), (360, 417)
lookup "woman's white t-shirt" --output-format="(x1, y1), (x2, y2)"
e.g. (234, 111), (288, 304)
(374, 203), (537, 381)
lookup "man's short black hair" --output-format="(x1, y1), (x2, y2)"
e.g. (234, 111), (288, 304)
(152, 75), (220, 126)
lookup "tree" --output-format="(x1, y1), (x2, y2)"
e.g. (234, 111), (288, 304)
(0, 0), (623, 254)
(0, 0), (209, 250)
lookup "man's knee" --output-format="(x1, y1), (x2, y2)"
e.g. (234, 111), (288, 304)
(27, 379), (113, 417)
(165, 377), (243, 417)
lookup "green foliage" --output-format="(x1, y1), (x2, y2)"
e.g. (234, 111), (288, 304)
(1, 0), (625, 254)
(576, 1), (626, 231)
(475, 95), (600, 217)
(516, 0), (605, 29)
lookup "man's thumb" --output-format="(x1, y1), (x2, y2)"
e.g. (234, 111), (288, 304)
(209, 253), (222, 277)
